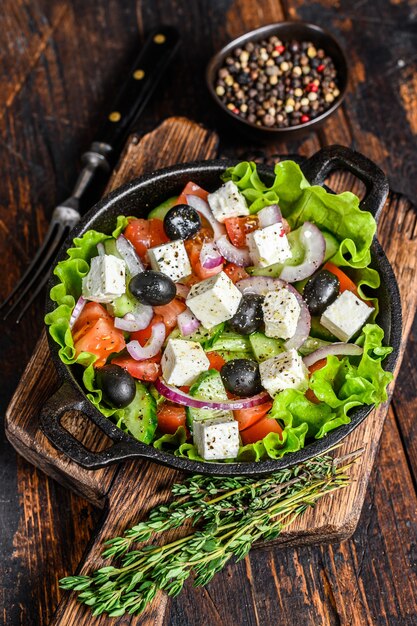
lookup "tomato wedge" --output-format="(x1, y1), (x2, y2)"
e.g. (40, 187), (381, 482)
(157, 405), (187, 435)
(130, 314), (164, 346)
(154, 299), (187, 331)
(186, 238), (223, 280)
(233, 400), (273, 431)
(224, 216), (258, 248)
(111, 356), (161, 381)
(323, 262), (360, 298)
(240, 416), (283, 445)
(74, 317), (125, 368)
(223, 262), (249, 284)
(177, 181), (209, 205)
(72, 302), (111, 342)
(149, 218), (170, 247)
(124, 219), (151, 259)
(305, 358), (327, 404)
(207, 352), (226, 371)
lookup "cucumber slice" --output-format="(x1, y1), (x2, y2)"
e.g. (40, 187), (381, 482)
(147, 196), (178, 220)
(310, 316), (339, 341)
(104, 238), (122, 258)
(214, 350), (253, 362)
(210, 331), (251, 353)
(122, 382), (157, 444)
(298, 336), (332, 356)
(107, 292), (137, 318)
(249, 332), (285, 362)
(186, 370), (233, 431)
(167, 323), (225, 349)
(322, 231), (339, 262)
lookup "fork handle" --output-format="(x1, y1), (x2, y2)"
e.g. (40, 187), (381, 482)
(61, 27), (180, 216)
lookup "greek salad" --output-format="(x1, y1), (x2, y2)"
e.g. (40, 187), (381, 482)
(46, 160), (393, 463)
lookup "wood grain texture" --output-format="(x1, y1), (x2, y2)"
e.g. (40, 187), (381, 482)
(1, 0), (417, 625)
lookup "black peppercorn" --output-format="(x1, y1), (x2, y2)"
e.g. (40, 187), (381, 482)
(214, 36), (340, 130)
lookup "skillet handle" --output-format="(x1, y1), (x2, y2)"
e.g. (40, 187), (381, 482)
(39, 382), (142, 469)
(300, 144), (389, 221)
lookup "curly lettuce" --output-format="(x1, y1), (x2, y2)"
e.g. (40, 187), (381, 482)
(222, 160), (376, 269)
(45, 215), (129, 364)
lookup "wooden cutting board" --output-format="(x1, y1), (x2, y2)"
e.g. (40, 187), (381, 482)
(5, 117), (417, 625)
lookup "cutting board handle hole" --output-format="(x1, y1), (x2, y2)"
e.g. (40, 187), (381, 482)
(60, 412), (113, 453)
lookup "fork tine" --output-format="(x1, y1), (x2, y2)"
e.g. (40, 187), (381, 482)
(15, 271), (54, 324)
(3, 224), (68, 321)
(0, 221), (59, 313)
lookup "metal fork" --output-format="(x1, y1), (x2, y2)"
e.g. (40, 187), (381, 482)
(0, 26), (180, 323)
(0, 144), (111, 323)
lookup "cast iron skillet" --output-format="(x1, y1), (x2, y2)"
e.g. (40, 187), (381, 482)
(40, 145), (402, 476)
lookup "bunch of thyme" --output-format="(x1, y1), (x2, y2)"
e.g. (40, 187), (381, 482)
(60, 450), (359, 617)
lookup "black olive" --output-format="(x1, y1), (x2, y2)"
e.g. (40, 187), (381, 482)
(163, 204), (201, 240)
(303, 269), (340, 315)
(228, 294), (264, 335)
(96, 364), (136, 408)
(129, 270), (176, 306)
(220, 359), (263, 397)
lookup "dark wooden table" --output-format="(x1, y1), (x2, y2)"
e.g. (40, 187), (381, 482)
(1, 1), (416, 625)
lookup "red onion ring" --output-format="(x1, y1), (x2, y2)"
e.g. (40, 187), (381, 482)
(200, 241), (223, 269)
(114, 303), (153, 332)
(280, 222), (325, 283)
(216, 235), (251, 267)
(69, 296), (86, 329)
(155, 377), (271, 410)
(116, 234), (145, 276)
(258, 205), (282, 228)
(303, 343), (363, 368)
(236, 276), (286, 295)
(284, 284), (311, 350)
(126, 322), (166, 360)
(177, 307), (200, 336)
(186, 194), (226, 240)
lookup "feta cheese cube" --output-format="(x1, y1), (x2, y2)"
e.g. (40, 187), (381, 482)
(186, 271), (242, 329)
(193, 416), (240, 460)
(161, 338), (210, 386)
(148, 240), (191, 283)
(262, 288), (301, 339)
(320, 290), (374, 342)
(259, 349), (308, 397)
(207, 181), (250, 223)
(82, 255), (126, 303)
(246, 223), (291, 267)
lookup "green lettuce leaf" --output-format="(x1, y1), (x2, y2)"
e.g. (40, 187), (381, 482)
(310, 323), (393, 417)
(222, 160), (376, 269)
(45, 215), (129, 364)
(237, 422), (308, 462)
(153, 426), (188, 452)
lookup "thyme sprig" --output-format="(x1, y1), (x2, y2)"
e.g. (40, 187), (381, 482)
(60, 450), (359, 617)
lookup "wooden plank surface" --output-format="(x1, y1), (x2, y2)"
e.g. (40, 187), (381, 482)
(1, 1), (417, 625)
